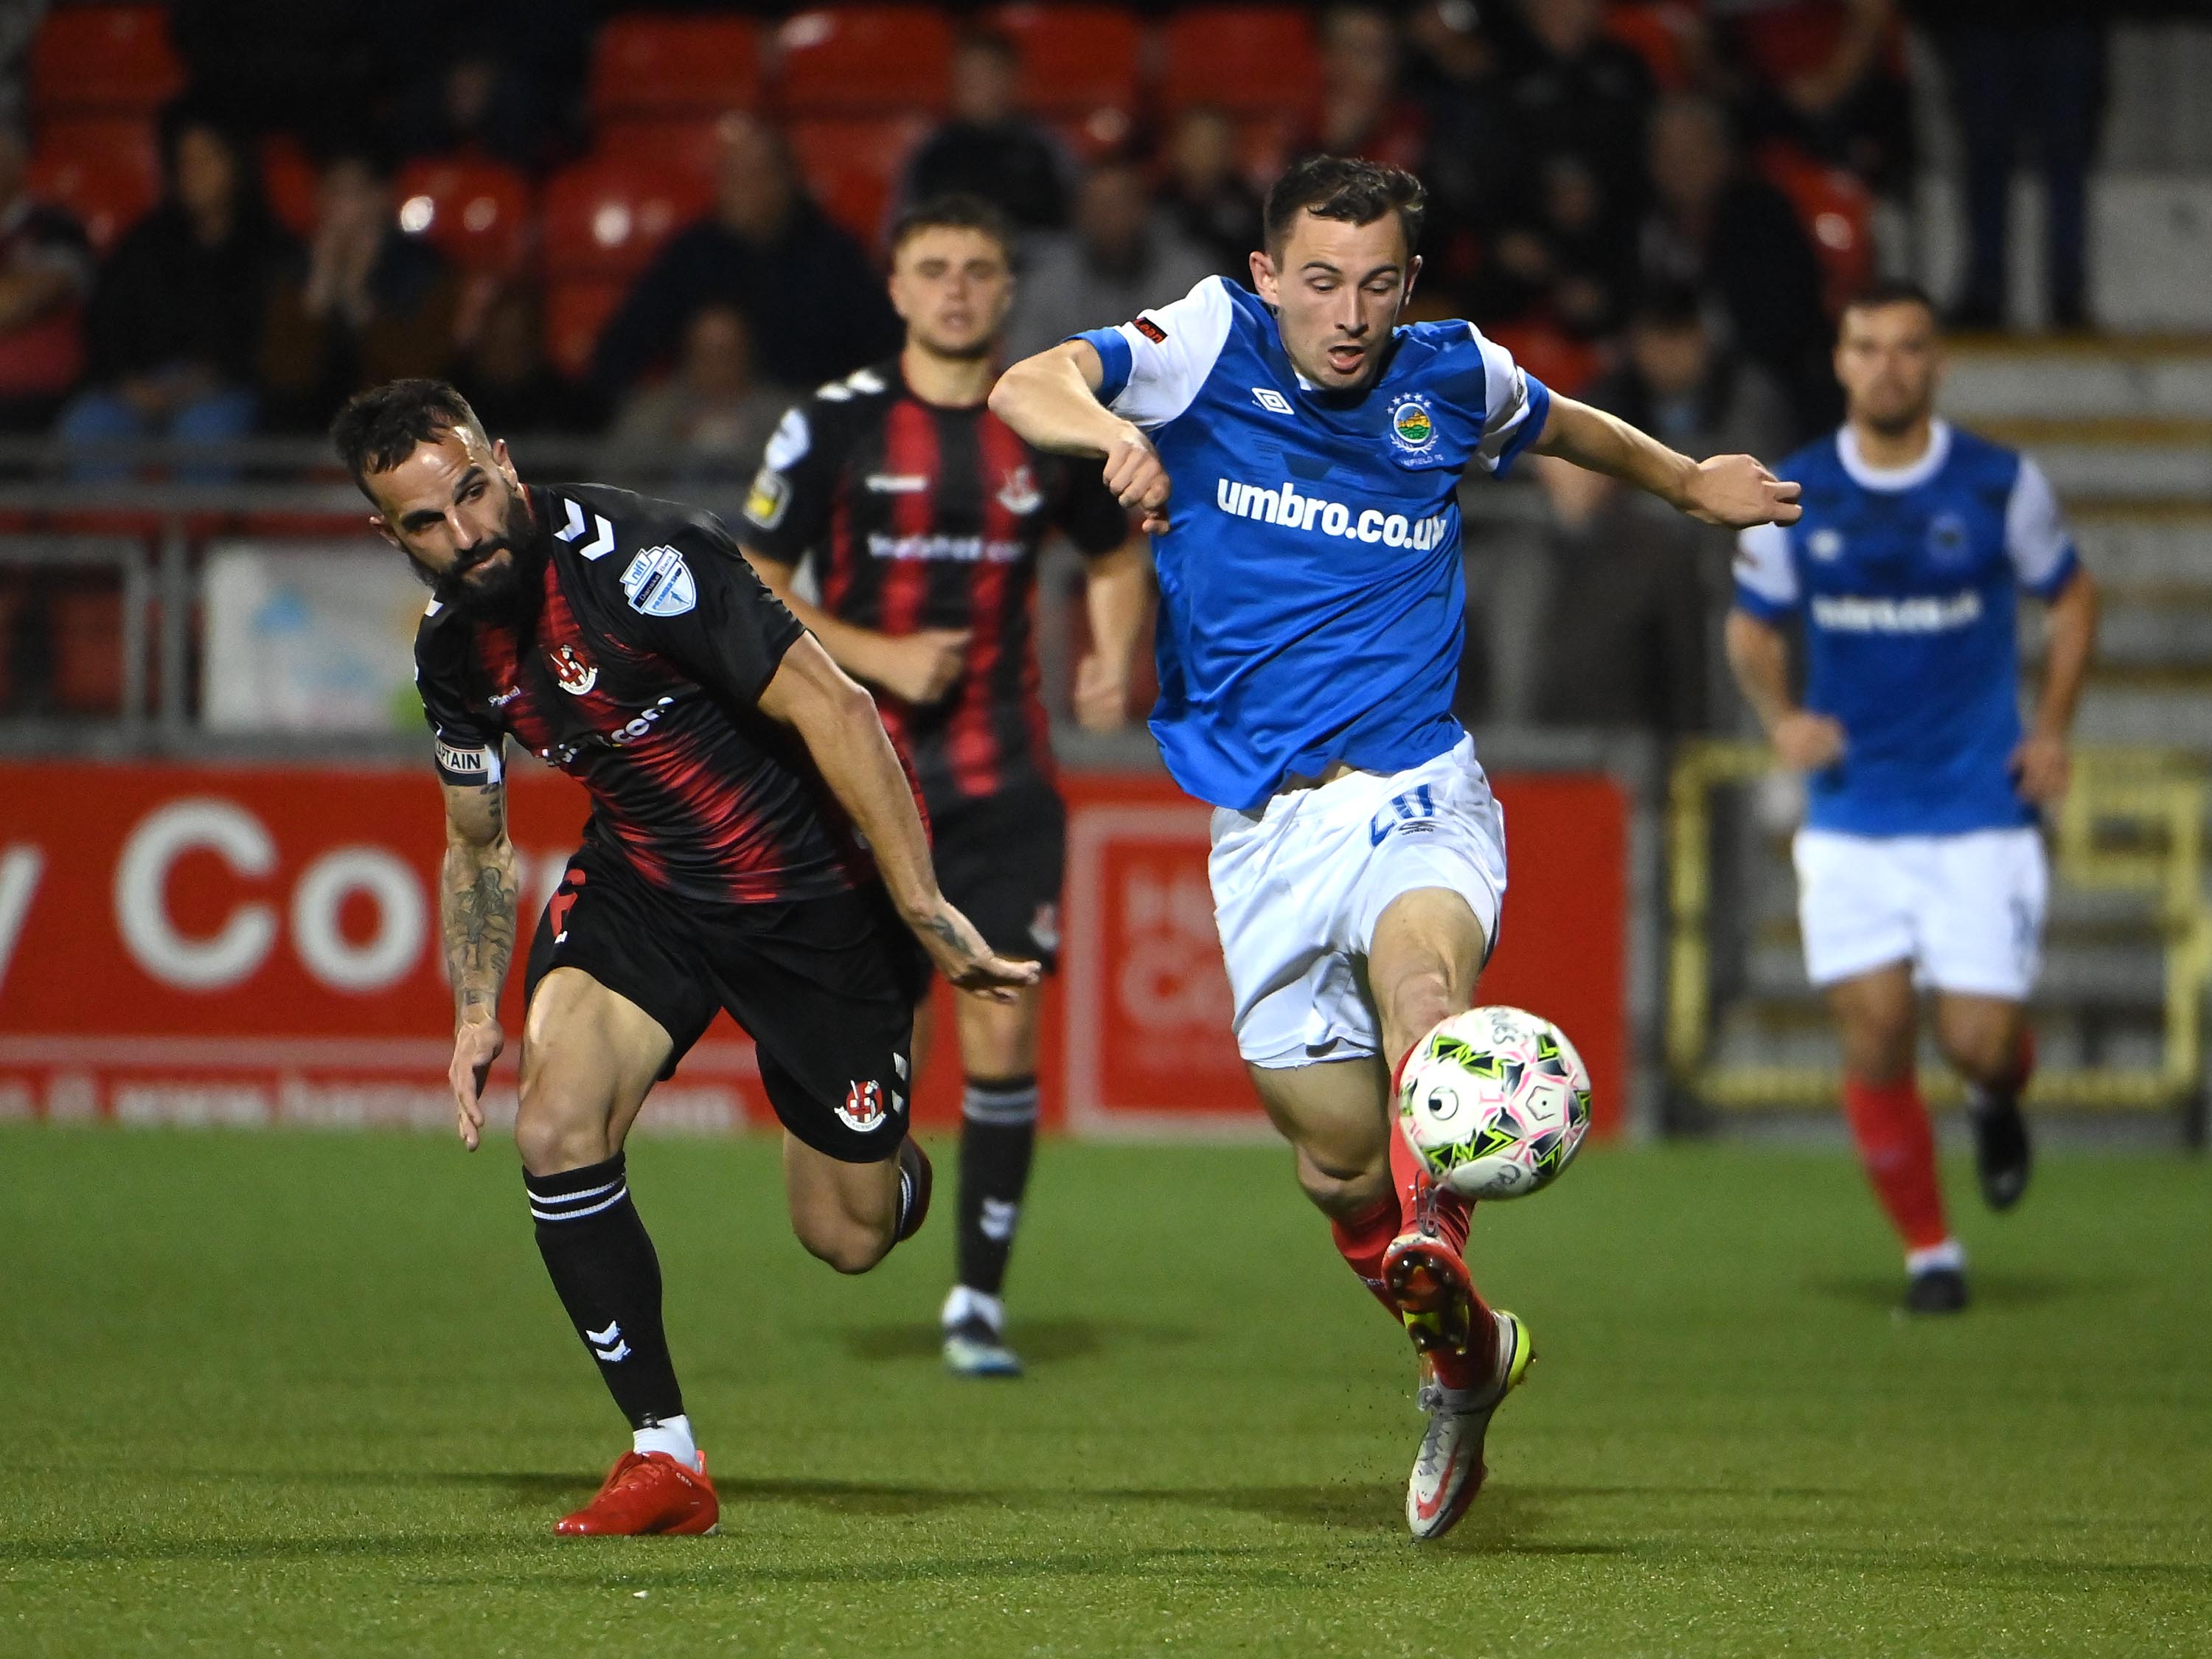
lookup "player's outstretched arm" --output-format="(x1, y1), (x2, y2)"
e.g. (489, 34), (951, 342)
(757, 633), (1041, 1001)
(1725, 610), (1845, 772)
(1532, 394), (1802, 529)
(990, 343), (1170, 532)
(2013, 566), (2100, 802)
(439, 779), (518, 1152)
(1074, 538), (1152, 731)
(742, 550), (971, 707)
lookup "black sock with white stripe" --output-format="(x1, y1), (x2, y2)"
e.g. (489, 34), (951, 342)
(955, 1076), (1039, 1303)
(525, 1152), (684, 1431)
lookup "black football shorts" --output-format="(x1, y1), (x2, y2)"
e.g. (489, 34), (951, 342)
(524, 845), (928, 1163)
(927, 782), (1066, 975)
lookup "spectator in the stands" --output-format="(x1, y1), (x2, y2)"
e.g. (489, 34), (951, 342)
(1003, 157), (1216, 363)
(1926, 0), (2107, 331)
(1307, 6), (1427, 173)
(1529, 456), (1711, 736)
(1462, 151), (1637, 341)
(391, 30), (552, 173)
(58, 106), (295, 466)
(1702, 0), (1914, 198)
(593, 112), (899, 400)
(449, 282), (603, 437)
(1486, 0), (1655, 233)
(0, 119), (92, 432)
(259, 147), (459, 431)
(903, 27), (1070, 234)
(1580, 283), (1795, 462)
(1641, 95), (1836, 431)
(1159, 108), (1262, 284)
(609, 303), (785, 482)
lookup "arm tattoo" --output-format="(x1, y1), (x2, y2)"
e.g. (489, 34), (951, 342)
(922, 912), (965, 953)
(442, 790), (517, 1021)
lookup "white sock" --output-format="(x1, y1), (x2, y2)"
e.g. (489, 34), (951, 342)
(1906, 1239), (1965, 1276)
(632, 1413), (697, 1466)
(941, 1285), (1005, 1333)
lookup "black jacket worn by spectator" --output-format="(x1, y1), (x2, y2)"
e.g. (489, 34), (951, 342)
(905, 119), (1068, 233)
(591, 201), (900, 399)
(82, 204), (295, 387)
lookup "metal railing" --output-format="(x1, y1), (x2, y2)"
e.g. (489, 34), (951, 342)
(1666, 739), (2212, 1111)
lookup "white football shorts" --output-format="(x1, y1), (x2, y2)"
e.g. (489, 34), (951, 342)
(1207, 734), (1508, 1069)
(1792, 826), (2047, 999)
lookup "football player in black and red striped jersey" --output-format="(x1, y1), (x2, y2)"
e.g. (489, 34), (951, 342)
(740, 195), (1150, 1377)
(330, 378), (1036, 1537)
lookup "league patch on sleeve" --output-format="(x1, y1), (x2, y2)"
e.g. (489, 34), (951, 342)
(621, 545), (698, 617)
(1132, 316), (1168, 344)
(743, 465), (790, 529)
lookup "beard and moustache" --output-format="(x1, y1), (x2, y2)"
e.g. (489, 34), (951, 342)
(408, 493), (543, 622)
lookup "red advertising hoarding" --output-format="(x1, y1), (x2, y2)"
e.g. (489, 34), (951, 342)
(0, 761), (1626, 1136)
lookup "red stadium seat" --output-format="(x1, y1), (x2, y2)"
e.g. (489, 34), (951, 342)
(1159, 7), (1319, 114)
(29, 5), (184, 115)
(986, 6), (1143, 116)
(28, 125), (160, 254)
(589, 14), (762, 120)
(540, 155), (709, 280)
(544, 277), (627, 378)
(598, 116), (728, 190)
(775, 8), (953, 116)
(786, 116), (930, 250)
(1759, 143), (1874, 313)
(259, 134), (320, 239)
(1603, 2), (1697, 93)
(50, 583), (126, 717)
(394, 157), (535, 275)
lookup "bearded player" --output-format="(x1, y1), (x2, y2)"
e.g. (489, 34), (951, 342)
(988, 156), (1799, 1538)
(1728, 282), (2098, 1315)
(740, 195), (1150, 1377)
(330, 380), (1034, 1537)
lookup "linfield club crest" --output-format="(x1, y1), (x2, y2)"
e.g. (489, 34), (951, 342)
(1389, 394), (1435, 453)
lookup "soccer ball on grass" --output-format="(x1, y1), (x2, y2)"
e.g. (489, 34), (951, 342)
(1396, 1006), (1592, 1200)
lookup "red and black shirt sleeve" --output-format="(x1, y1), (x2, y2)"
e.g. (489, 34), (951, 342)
(413, 606), (506, 787)
(612, 510), (807, 705)
(738, 397), (846, 572)
(1054, 456), (1135, 560)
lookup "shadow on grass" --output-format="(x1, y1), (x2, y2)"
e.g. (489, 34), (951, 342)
(1805, 1270), (2120, 1311)
(837, 1316), (1198, 1365)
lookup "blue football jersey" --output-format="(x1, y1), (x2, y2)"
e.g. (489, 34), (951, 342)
(1733, 419), (2080, 836)
(1074, 276), (1550, 810)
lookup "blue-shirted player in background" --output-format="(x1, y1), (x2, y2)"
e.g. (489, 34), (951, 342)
(1728, 281), (2099, 1317)
(990, 156), (1798, 1539)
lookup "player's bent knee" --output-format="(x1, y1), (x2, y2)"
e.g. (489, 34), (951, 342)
(513, 1089), (617, 1175)
(794, 1212), (894, 1276)
(1293, 1144), (1391, 1217)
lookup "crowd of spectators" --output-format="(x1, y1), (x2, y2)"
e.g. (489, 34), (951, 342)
(0, 1), (2129, 730)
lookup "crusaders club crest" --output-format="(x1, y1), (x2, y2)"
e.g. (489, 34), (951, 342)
(837, 1078), (888, 1133)
(996, 463), (1042, 515)
(549, 645), (598, 696)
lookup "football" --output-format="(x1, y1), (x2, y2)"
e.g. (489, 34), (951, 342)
(1397, 1006), (1593, 1200)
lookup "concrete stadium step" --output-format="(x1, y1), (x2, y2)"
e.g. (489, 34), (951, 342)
(1744, 942), (2168, 1009)
(2072, 512), (2212, 591)
(1943, 343), (2212, 422)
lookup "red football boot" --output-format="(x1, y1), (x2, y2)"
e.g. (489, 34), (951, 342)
(554, 1450), (720, 1537)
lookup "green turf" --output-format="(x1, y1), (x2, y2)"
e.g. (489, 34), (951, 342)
(1, 1127), (2206, 1656)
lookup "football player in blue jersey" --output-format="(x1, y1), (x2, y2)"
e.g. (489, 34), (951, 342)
(1726, 281), (2098, 1317)
(989, 156), (1799, 1539)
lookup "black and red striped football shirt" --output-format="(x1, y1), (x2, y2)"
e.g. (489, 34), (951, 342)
(740, 358), (1129, 810)
(415, 483), (877, 905)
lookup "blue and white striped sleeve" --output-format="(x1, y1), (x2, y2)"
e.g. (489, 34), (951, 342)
(1732, 523), (1800, 619)
(2005, 455), (2080, 599)
(1467, 326), (1552, 477)
(1070, 276), (1236, 431)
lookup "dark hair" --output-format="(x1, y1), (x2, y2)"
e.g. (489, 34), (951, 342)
(1630, 282), (1705, 333)
(954, 26), (1019, 63)
(1841, 277), (1938, 324)
(330, 379), (486, 490)
(888, 192), (1017, 262)
(1262, 155), (1425, 257)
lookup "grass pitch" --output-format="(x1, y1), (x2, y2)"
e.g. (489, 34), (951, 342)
(1, 1127), (2207, 1656)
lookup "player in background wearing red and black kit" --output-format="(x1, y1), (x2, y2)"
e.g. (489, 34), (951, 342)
(741, 197), (1150, 1377)
(330, 380), (1035, 1536)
